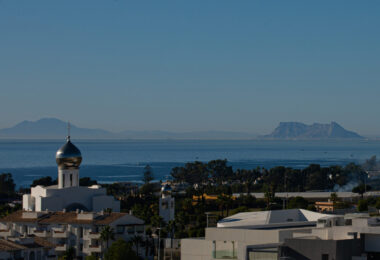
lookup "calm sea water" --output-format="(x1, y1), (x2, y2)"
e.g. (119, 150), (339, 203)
(0, 139), (379, 188)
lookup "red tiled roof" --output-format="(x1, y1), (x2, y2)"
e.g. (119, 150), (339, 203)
(0, 210), (142, 225)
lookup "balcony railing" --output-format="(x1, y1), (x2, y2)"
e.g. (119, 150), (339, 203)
(55, 244), (67, 251)
(52, 230), (69, 238)
(86, 231), (101, 239)
(31, 229), (50, 237)
(0, 229), (12, 237)
(86, 244), (102, 253)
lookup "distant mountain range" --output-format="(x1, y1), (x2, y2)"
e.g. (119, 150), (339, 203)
(263, 122), (363, 139)
(0, 118), (364, 140)
(0, 118), (257, 139)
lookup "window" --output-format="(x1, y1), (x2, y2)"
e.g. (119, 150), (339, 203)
(70, 174), (73, 186)
(62, 175), (65, 188)
(135, 225), (144, 233)
(127, 226), (134, 235)
(322, 254), (329, 260)
(116, 226), (124, 234)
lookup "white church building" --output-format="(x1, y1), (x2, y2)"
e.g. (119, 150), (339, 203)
(23, 135), (120, 212)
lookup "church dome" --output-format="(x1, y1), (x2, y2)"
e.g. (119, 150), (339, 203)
(56, 137), (82, 168)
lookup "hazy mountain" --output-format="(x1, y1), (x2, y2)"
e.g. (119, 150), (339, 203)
(264, 122), (363, 139)
(118, 130), (256, 139)
(0, 118), (113, 139)
(0, 118), (257, 139)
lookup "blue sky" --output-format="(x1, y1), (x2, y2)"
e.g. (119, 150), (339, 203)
(0, 1), (379, 135)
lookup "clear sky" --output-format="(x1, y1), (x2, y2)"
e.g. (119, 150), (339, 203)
(0, 1), (379, 135)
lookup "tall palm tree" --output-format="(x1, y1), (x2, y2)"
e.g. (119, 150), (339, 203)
(100, 225), (115, 251)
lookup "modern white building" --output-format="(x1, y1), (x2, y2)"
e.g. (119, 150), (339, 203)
(159, 184), (175, 223)
(181, 209), (333, 260)
(22, 136), (120, 212)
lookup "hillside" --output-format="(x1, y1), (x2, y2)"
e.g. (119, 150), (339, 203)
(0, 118), (256, 139)
(264, 122), (363, 139)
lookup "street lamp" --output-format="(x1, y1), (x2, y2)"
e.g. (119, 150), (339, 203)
(205, 212), (212, 228)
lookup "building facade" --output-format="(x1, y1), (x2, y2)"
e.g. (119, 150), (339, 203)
(0, 210), (145, 259)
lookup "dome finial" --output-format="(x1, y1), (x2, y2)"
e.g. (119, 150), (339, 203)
(67, 121), (71, 141)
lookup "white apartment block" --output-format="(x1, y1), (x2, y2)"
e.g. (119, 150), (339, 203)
(0, 210), (145, 259)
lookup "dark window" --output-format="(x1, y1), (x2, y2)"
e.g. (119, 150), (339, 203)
(322, 254), (329, 260)
(70, 174), (73, 186)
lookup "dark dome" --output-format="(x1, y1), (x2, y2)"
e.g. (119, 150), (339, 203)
(56, 137), (82, 168)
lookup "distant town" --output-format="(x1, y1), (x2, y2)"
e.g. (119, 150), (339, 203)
(1, 133), (380, 259)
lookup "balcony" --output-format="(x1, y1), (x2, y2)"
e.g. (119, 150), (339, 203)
(31, 229), (50, 238)
(84, 244), (103, 253)
(86, 231), (100, 239)
(55, 244), (67, 251)
(52, 230), (69, 238)
(0, 229), (12, 237)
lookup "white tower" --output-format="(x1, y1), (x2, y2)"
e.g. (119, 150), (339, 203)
(159, 184), (175, 223)
(55, 124), (82, 189)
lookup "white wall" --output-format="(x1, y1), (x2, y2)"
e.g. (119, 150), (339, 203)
(181, 238), (213, 260)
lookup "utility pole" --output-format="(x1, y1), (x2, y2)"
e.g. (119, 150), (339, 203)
(157, 227), (161, 260)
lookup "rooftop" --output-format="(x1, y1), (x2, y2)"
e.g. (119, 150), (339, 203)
(0, 210), (144, 225)
(0, 237), (54, 251)
(217, 209), (333, 229)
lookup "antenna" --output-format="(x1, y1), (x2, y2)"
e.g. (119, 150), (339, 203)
(67, 121), (71, 140)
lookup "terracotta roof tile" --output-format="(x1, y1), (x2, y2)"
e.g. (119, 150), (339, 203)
(0, 211), (140, 226)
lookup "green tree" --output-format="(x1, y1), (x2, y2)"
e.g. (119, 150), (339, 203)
(0, 173), (15, 194)
(330, 192), (338, 203)
(287, 196), (308, 209)
(59, 247), (75, 260)
(264, 184), (275, 210)
(143, 165), (154, 184)
(100, 226), (115, 251)
(150, 214), (165, 229)
(31, 176), (56, 187)
(375, 198), (380, 210)
(80, 177), (97, 186)
(352, 184), (371, 199)
(85, 255), (98, 260)
(130, 235), (144, 257)
(104, 239), (139, 260)
(357, 199), (368, 212)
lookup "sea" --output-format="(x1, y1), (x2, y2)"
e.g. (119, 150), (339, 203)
(0, 139), (380, 188)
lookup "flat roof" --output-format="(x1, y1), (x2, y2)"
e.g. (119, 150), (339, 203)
(217, 209), (333, 229)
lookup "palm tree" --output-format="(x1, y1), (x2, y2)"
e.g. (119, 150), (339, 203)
(130, 235), (143, 257)
(144, 236), (154, 258)
(60, 247), (75, 260)
(100, 225), (115, 251)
